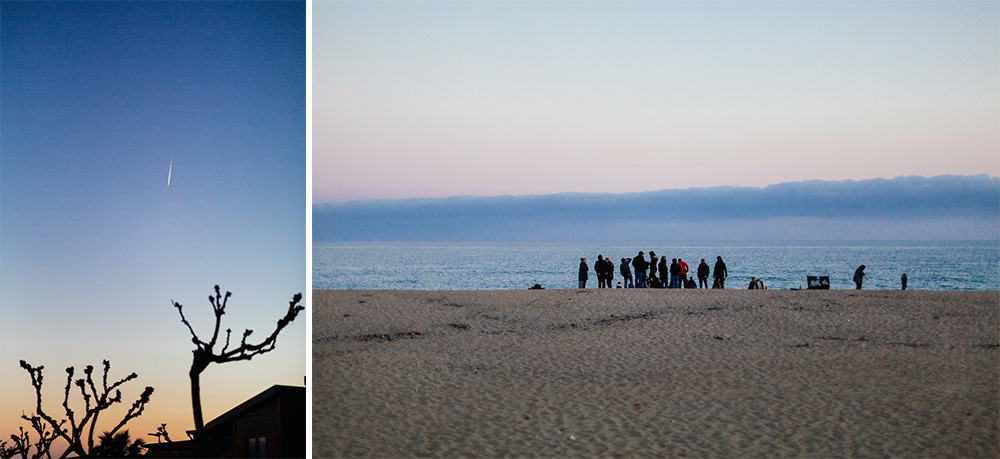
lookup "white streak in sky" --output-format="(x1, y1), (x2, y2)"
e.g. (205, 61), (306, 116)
(167, 160), (172, 187)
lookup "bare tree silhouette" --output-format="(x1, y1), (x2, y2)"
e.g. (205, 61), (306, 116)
(172, 285), (303, 433)
(4, 360), (153, 459)
(0, 440), (20, 459)
(2, 414), (58, 459)
(146, 424), (171, 444)
(0, 440), (18, 459)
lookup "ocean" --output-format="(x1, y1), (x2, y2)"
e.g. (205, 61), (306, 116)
(313, 241), (1000, 291)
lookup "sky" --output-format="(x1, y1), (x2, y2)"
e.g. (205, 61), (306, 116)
(314, 0), (999, 203)
(1, 0), (997, 452)
(1, 1), (305, 452)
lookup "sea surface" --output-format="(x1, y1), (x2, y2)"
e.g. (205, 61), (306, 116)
(313, 241), (1000, 291)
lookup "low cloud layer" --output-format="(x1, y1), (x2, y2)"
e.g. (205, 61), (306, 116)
(315, 175), (1000, 241)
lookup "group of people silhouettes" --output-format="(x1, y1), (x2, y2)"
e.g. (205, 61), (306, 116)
(579, 252), (729, 289)
(578, 257), (893, 290)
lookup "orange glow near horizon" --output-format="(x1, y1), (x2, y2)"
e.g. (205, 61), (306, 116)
(2, 333), (305, 454)
(3, 366), (305, 454)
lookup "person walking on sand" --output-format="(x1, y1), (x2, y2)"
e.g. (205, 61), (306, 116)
(632, 251), (648, 288)
(901, 273), (907, 290)
(853, 265), (868, 290)
(578, 258), (589, 289)
(620, 258), (634, 288)
(713, 256), (728, 289)
(697, 259), (710, 289)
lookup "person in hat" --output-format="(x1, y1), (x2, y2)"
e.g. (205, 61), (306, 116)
(578, 258), (589, 289)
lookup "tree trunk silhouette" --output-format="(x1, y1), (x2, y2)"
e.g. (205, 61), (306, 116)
(188, 349), (211, 432)
(190, 374), (203, 437)
(173, 285), (303, 435)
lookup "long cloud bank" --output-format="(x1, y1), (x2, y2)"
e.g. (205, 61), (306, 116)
(314, 175), (1000, 241)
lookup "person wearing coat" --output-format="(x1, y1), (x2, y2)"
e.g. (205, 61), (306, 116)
(697, 259), (710, 289)
(713, 256), (728, 289)
(595, 255), (610, 288)
(620, 258), (634, 288)
(631, 252), (648, 288)
(853, 265), (867, 289)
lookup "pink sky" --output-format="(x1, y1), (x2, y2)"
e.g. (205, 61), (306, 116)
(313, 1), (998, 202)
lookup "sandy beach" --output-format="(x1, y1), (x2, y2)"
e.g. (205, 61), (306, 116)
(313, 289), (999, 457)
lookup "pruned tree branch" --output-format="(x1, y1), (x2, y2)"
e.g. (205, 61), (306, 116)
(172, 286), (303, 432)
(1, 414), (57, 459)
(146, 424), (172, 444)
(18, 414), (58, 459)
(173, 298), (207, 349)
(13, 360), (153, 459)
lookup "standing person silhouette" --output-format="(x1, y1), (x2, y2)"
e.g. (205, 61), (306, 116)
(578, 258), (589, 289)
(713, 256), (728, 289)
(632, 251), (648, 288)
(595, 255), (608, 288)
(669, 258), (680, 288)
(678, 258), (689, 288)
(648, 251), (659, 283)
(901, 273), (907, 290)
(620, 258), (633, 288)
(853, 265), (868, 289)
(697, 259), (710, 289)
(658, 256), (669, 288)
(603, 255), (614, 288)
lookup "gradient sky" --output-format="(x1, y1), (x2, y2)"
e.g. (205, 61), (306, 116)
(2, 1), (305, 450)
(314, 0), (999, 203)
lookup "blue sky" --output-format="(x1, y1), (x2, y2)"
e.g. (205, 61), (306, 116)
(2, 1), (305, 448)
(314, 0), (998, 202)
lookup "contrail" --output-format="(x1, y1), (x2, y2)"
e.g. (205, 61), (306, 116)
(167, 160), (172, 187)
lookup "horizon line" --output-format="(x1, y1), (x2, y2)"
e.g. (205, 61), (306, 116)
(314, 173), (999, 206)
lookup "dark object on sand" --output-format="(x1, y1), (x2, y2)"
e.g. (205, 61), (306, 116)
(807, 276), (830, 289)
(530, 284), (544, 290)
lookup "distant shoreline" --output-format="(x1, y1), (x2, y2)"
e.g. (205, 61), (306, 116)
(313, 241), (1000, 291)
